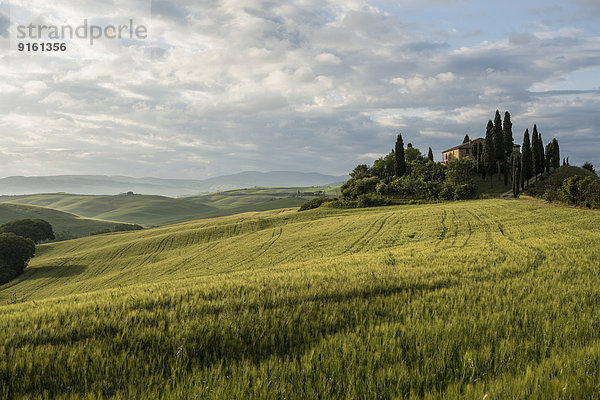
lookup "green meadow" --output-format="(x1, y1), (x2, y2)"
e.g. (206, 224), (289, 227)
(1, 199), (600, 399)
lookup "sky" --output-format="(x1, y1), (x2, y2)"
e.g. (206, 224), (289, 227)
(0, 0), (599, 179)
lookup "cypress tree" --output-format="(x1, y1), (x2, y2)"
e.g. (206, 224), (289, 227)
(463, 134), (470, 144)
(503, 159), (509, 186)
(503, 112), (514, 160)
(512, 155), (521, 197)
(552, 138), (560, 169)
(537, 131), (545, 176)
(394, 134), (406, 177)
(493, 110), (505, 181)
(545, 142), (552, 174)
(473, 143), (479, 173)
(484, 120), (496, 188)
(522, 129), (533, 187)
(531, 126), (539, 180)
(427, 147), (434, 162)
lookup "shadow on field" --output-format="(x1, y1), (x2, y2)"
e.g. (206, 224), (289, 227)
(23, 265), (87, 280)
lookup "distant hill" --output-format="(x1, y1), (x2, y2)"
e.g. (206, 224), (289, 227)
(0, 172), (347, 196)
(0, 186), (340, 226)
(0, 203), (128, 239)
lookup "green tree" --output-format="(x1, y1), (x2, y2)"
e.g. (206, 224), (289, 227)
(484, 120), (496, 187)
(493, 110), (505, 181)
(512, 155), (521, 197)
(521, 129), (533, 187)
(503, 111), (514, 160)
(394, 134), (406, 177)
(0, 233), (35, 285)
(463, 134), (470, 144)
(545, 142), (552, 174)
(531, 125), (544, 180)
(405, 147), (423, 162)
(0, 219), (55, 244)
(427, 147), (434, 162)
(552, 138), (560, 170)
(350, 164), (370, 179)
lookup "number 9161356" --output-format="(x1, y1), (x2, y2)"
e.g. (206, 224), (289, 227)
(18, 42), (67, 52)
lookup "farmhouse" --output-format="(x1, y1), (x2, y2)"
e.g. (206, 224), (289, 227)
(441, 138), (520, 165)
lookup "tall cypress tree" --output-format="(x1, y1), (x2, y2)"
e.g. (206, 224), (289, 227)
(473, 142), (479, 173)
(394, 134), (406, 177)
(552, 138), (560, 170)
(522, 129), (533, 187)
(484, 120), (496, 188)
(477, 142), (485, 179)
(463, 134), (470, 144)
(545, 142), (552, 174)
(427, 147), (434, 162)
(512, 155), (521, 197)
(537, 132), (545, 176)
(503, 112), (514, 160)
(493, 110), (505, 181)
(531, 126), (539, 180)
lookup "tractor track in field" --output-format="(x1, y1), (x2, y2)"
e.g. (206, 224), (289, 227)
(436, 210), (448, 246)
(344, 213), (393, 254)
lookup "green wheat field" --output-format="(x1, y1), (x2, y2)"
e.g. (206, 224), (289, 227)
(1, 199), (600, 399)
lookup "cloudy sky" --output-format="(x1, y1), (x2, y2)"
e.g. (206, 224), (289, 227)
(1, 0), (599, 179)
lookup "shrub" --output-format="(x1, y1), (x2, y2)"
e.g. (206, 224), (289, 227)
(298, 197), (330, 211)
(0, 233), (36, 285)
(560, 176), (600, 209)
(357, 194), (389, 208)
(453, 183), (477, 200)
(341, 177), (380, 200)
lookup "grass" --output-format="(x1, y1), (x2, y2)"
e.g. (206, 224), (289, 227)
(0, 203), (127, 239)
(1, 199), (600, 398)
(0, 186), (339, 226)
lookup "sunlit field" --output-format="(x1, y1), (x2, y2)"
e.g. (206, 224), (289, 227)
(1, 199), (599, 399)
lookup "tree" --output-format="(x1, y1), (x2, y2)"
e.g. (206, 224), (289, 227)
(583, 162), (596, 174)
(484, 120), (496, 187)
(394, 134), (406, 177)
(0, 233), (35, 285)
(521, 129), (533, 187)
(535, 129), (545, 177)
(350, 164), (370, 179)
(0, 219), (55, 244)
(463, 134), (470, 144)
(552, 138), (560, 170)
(512, 155), (521, 197)
(427, 147), (434, 162)
(503, 111), (514, 160)
(531, 126), (539, 180)
(545, 142), (552, 174)
(405, 147), (423, 162)
(493, 110), (505, 181)
(476, 142), (485, 178)
(407, 143), (413, 148)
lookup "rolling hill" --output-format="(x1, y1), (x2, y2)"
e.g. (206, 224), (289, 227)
(0, 171), (346, 196)
(1, 199), (599, 398)
(0, 203), (132, 239)
(0, 187), (339, 226)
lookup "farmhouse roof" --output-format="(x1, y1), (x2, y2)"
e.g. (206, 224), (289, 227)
(442, 138), (484, 153)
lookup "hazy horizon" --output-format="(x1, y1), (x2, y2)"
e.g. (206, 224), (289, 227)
(1, 0), (599, 179)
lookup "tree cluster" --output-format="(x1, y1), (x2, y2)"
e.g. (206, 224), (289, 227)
(0, 219), (54, 244)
